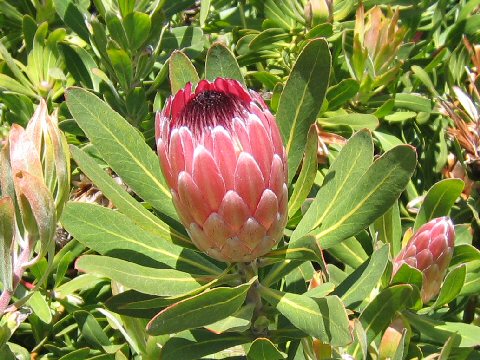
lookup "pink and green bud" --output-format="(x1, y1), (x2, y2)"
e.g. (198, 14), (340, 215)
(393, 217), (455, 303)
(25, 99), (71, 217)
(156, 79), (288, 263)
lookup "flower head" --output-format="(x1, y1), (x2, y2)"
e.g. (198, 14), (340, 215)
(393, 217), (455, 303)
(156, 78), (288, 262)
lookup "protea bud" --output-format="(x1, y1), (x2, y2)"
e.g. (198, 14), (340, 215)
(156, 78), (288, 262)
(392, 217), (455, 303)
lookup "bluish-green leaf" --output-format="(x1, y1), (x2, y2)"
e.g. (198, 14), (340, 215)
(76, 255), (211, 296)
(169, 50), (200, 94)
(259, 286), (351, 346)
(61, 202), (220, 275)
(205, 43), (244, 85)
(414, 179), (464, 230)
(288, 125), (318, 217)
(276, 38), (331, 184)
(292, 129), (373, 242)
(65, 87), (178, 221)
(146, 280), (254, 335)
(334, 245), (389, 308)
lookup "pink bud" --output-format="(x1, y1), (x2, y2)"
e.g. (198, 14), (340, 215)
(156, 79), (288, 262)
(393, 217), (455, 303)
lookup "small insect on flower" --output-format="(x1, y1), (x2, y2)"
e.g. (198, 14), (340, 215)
(155, 78), (288, 262)
(393, 217), (455, 303)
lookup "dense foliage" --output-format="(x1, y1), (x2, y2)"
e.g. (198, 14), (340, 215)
(0, 0), (479, 359)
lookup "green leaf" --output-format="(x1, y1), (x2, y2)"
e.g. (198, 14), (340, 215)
(61, 202), (221, 275)
(411, 65), (437, 95)
(123, 12), (151, 51)
(404, 311), (480, 347)
(199, 0), (210, 27)
(248, 338), (286, 360)
(0, 74), (37, 98)
(27, 291), (52, 324)
(107, 48), (133, 91)
(248, 28), (291, 51)
(359, 285), (413, 344)
(69, 145), (179, 240)
(288, 125), (318, 217)
(373, 201), (402, 256)
(162, 26), (205, 54)
(334, 245), (389, 308)
(327, 236), (368, 269)
(55, 274), (104, 297)
(292, 129), (373, 242)
(432, 265), (466, 309)
(53, 0), (90, 41)
(65, 87), (178, 221)
(146, 280), (254, 335)
(0, 197), (14, 292)
(374, 131), (404, 152)
(206, 304), (254, 334)
(205, 43), (245, 85)
(76, 255), (210, 296)
(325, 79), (359, 110)
(74, 310), (111, 349)
(384, 111), (417, 122)
(259, 286), (351, 346)
(394, 93), (432, 113)
(451, 244), (480, 266)
(414, 179), (464, 230)
(159, 329), (250, 360)
(169, 50), (200, 94)
(318, 113), (379, 130)
(391, 263), (423, 291)
(276, 38), (331, 184)
(308, 145), (416, 249)
(59, 43), (99, 91)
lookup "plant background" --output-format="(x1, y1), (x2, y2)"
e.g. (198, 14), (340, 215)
(0, 0), (479, 359)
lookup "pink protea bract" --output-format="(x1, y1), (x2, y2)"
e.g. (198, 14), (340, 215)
(155, 78), (288, 263)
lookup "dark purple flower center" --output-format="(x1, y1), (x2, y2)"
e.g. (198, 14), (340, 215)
(176, 90), (247, 134)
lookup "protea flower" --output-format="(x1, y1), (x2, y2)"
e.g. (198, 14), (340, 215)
(392, 217), (455, 303)
(155, 78), (288, 262)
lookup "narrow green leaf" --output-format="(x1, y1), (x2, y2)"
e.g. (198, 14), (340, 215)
(74, 311), (111, 349)
(373, 201), (402, 256)
(292, 129), (373, 242)
(55, 274), (104, 297)
(359, 285), (413, 344)
(65, 87), (178, 221)
(205, 43), (244, 85)
(310, 145), (416, 249)
(288, 125), (318, 217)
(169, 50), (200, 94)
(199, 0), (211, 27)
(325, 78), (359, 110)
(206, 304), (254, 334)
(123, 12), (151, 51)
(432, 265), (466, 309)
(107, 48), (133, 91)
(334, 245), (389, 308)
(394, 93), (432, 113)
(160, 329), (250, 360)
(248, 338), (286, 360)
(451, 244), (480, 266)
(76, 255), (210, 296)
(0, 74), (37, 98)
(391, 263), (423, 291)
(26, 291), (52, 324)
(276, 38), (331, 184)
(259, 287), (351, 346)
(61, 202), (221, 276)
(53, 0), (90, 41)
(0, 197), (14, 292)
(328, 236), (368, 269)
(146, 280), (254, 335)
(318, 113), (379, 130)
(404, 311), (480, 347)
(69, 145), (180, 240)
(414, 179), (464, 230)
